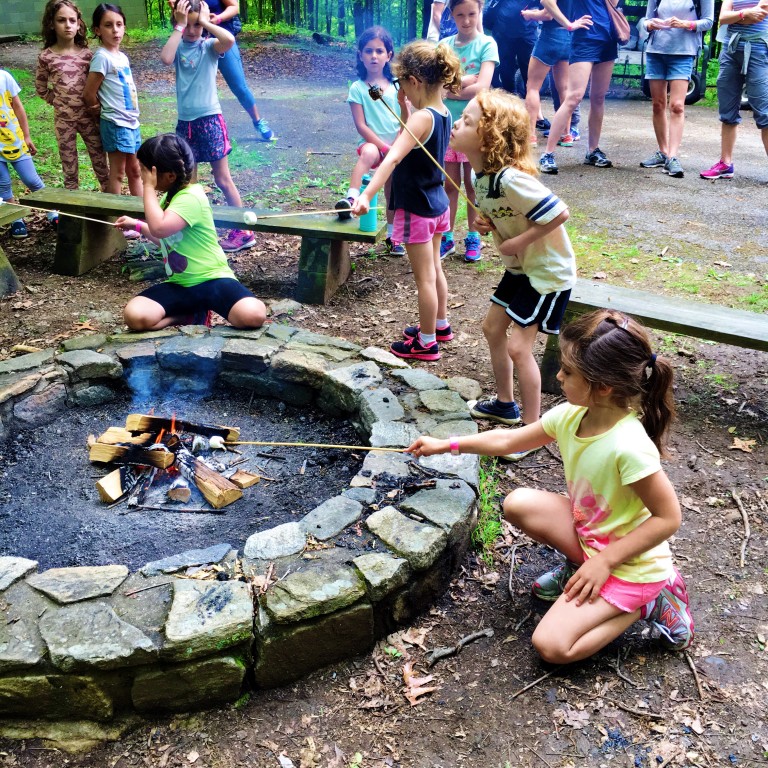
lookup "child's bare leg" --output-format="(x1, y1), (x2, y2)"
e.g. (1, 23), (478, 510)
(384, 177), (394, 225)
(507, 322), (541, 422)
(106, 151), (127, 194)
(350, 143), (380, 189)
(532, 594), (639, 664)
(504, 487), (582, 561)
(445, 161), (461, 230)
(227, 296), (267, 329)
(405, 239), (438, 336)
(463, 161), (477, 230)
(431, 232), (448, 320)
(211, 158), (243, 207)
(482, 304), (515, 401)
(125, 154), (143, 197)
(123, 296), (177, 331)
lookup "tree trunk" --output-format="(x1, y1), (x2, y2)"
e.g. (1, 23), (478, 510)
(307, 0), (316, 30)
(407, 0), (417, 40)
(421, 0), (431, 37)
(337, 0), (345, 36)
(352, 0), (364, 36)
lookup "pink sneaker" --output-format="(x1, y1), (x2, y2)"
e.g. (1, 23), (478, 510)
(700, 160), (734, 180)
(220, 230), (256, 253)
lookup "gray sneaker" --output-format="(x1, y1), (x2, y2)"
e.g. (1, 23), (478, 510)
(532, 560), (580, 601)
(539, 152), (558, 174)
(640, 150), (668, 168)
(664, 156), (684, 178)
(584, 147), (612, 168)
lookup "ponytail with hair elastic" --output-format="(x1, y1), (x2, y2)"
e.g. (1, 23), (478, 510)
(559, 310), (676, 454)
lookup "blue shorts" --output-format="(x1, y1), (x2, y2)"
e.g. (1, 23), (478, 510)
(533, 26), (572, 67)
(645, 52), (695, 81)
(491, 271), (571, 334)
(176, 114), (232, 164)
(570, 36), (618, 64)
(100, 119), (141, 154)
(717, 41), (768, 129)
(139, 278), (253, 320)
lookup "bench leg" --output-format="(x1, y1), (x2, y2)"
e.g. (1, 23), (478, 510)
(53, 216), (127, 276)
(540, 333), (562, 394)
(296, 236), (351, 304)
(0, 245), (20, 297)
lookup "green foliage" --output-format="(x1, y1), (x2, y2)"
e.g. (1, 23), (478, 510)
(472, 457), (505, 566)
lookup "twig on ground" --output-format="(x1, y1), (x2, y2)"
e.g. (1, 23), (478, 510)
(695, 439), (716, 455)
(612, 650), (641, 687)
(526, 747), (553, 768)
(543, 443), (563, 463)
(373, 655), (387, 677)
(510, 670), (555, 699)
(731, 488), (751, 567)
(610, 699), (664, 720)
(514, 610), (532, 632)
(425, 628), (494, 667)
(508, 543), (520, 598)
(684, 650), (706, 700)
(123, 582), (172, 598)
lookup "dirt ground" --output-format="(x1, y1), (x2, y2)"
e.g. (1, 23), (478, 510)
(0, 36), (767, 768)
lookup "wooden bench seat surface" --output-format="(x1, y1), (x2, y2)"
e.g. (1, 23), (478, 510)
(570, 280), (768, 352)
(21, 189), (382, 243)
(0, 206), (32, 227)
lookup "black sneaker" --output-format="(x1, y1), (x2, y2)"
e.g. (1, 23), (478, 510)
(469, 396), (522, 425)
(584, 148), (613, 168)
(403, 324), (454, 342)
(390, 336), (440, 361)
(335, 197), (354, 220)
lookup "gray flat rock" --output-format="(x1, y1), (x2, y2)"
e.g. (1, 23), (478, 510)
(370, 421), (420, 448)
(141, 544), (234, 577)
(366, 505), (447, 571)
(27, 565), (129, 604)
(300, 496), (363, 540)
(244, 522), (306, 560)
(0, 557), (37, 592)
(352, 553), (411, 602)
(419, 389), (468, 413)
(359, 387), (405, 431)
(391, 368), (447, 390)
(360, 347), (410, 368)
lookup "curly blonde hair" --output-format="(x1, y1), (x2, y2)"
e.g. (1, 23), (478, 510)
(393, 41), (462, 95)
(475, 89), (538, 175)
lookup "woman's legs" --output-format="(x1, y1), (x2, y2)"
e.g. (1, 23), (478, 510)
(649, 79), (670, 156)
(667, 79), (688, 158)
(545, 62), (592, 153)
(526, 57), (552, 138)
(217, 44), (260, 121)
(210, 157), (243, 207)
(585, 59), (615, 152)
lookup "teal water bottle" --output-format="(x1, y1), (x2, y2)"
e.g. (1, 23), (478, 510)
(358, 174), (379, 232)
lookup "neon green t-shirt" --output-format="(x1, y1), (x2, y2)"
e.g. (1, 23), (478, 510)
(540, 402), (674, 583)
(159, 184), (237, 288)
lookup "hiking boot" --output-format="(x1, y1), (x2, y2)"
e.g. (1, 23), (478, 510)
(700, 160), (733, 179)
(500, 446), (540, 462)
(385, 237), (406, 256)
(220, 229), (256, 253)
(539, 152), (558, 175)
(557, 133), (574, 147)
(584, 147), (613, 167)
(403, 324), (454, 342)
(536, 117), (551, 131)
(664, 156), (684, 178)
(440, 235), (456, 260)
(469, 396), (522, 425)
(390, 336), (440, 361)
(10, 219), (28, 239)
(640, 150), (668, 168)
(335, 197), (354, 220)
(532, 560), (580, 601)
(644, 567), (695, 650)
(254, 118), (273, 141)
(464, 232), (482, 262)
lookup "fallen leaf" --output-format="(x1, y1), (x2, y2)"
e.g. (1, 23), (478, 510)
(278, 755), (296, 768)
(403, 660), (440, 705)
(592, 271), (607, 280)
(186, 751), (199, 764)
(402, 626), (430, 648)
(299, 737), (320, 768)
(730, 437), (756, 453)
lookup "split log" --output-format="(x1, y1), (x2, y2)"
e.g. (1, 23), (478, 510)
(96, 466), (144, 503)
(125, 414), (240, 442)
(230, 470), (261, 489)
(89, 443), (175, 469)
(167, 477), (192, 503)
(174, 446), (242, 509)
(96, 426), (154, 445)
(127, 468), (157, 507)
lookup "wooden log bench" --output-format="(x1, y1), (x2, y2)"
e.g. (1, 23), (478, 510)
(20, 189), (385, 304)
(541, 279), (768, 393)
(0, 204), (31, 297)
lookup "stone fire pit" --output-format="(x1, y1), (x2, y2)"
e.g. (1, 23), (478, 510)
(0, 322), (481, 748)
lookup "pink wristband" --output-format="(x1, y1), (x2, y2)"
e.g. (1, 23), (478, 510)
(134, 221), (143, 234)
(689, 21), (696, 31)
(449, 437), (460, 456)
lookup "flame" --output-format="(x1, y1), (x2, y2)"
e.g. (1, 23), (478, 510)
(170, 413), (176, 434)
(157, 428), (166, 444)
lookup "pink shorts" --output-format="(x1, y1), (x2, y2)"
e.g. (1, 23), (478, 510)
(598, 572), (668, 613)
(392, 208), (450, 245)
(357, 142), (384, 170)
(445, 146), (469, 164)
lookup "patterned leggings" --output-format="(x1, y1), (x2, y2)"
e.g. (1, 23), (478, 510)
(54, 115), (110, 190)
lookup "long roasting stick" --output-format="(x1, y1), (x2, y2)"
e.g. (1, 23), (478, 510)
(225, 440), (407, 453)
(1, 200), (125, 227)
(257, 206), (383, 219)
(367, 84), (482, 217)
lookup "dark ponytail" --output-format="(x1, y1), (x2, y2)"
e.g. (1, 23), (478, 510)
(559, 310), (676, 454)
(136, 134), (196, 205)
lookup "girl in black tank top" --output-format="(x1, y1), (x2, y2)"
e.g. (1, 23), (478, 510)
(352, 41), (463, 362)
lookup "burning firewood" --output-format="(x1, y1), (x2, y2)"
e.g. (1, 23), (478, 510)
(167, 477), (192, 503)
(95, 427), (154, 445)
(127, 468), (157, 507)
(89, 443), (175, 469)
(173, 446), (242, 509)
(125, 414), (240, 442)
(96, 466), (144, 503)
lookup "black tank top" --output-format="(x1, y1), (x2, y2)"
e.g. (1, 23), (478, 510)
(390, 107), (451, 217)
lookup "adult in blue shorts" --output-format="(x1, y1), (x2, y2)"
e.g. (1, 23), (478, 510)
(639, 0), (714, 178)
(537, 0), (616, 174)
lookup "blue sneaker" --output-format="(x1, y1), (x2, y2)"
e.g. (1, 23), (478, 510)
(254, 118), (273, 141)
(469, 396), (521, 425)
(539, 152), (558, 175)
(440, 235), (456, 260)
(10, 219), (28, 239)
(570, 127), (580, 142)
(464, 232), (482, 262)
(535, 118), (551, 131)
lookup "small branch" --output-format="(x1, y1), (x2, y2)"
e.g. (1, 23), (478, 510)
(526, 747), (553, 768)
(510, 670), (555, 700)
(136, 504), (225, 515)
(695, 439), (715, 455)
(508, 543), (520, 598)
(514, 610), (532, 632)
(425, 628), (494, 667)
(609, 699), (664, 720)
(684, 650), (706, 701)
(123, 581), (172, 598)
(543, 443), (563, 463)
(731, 488), (751, 568)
